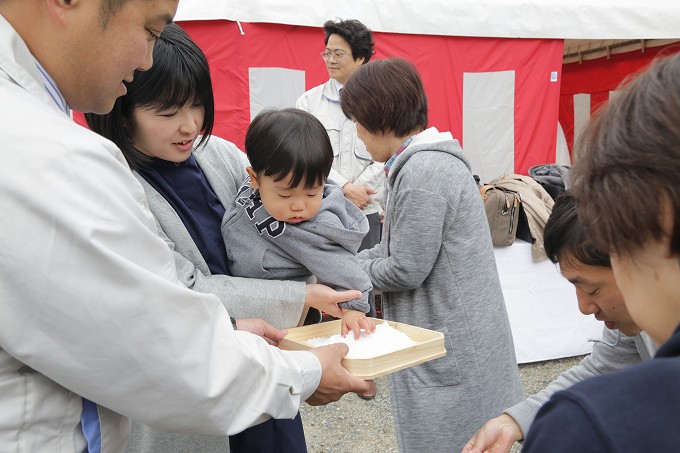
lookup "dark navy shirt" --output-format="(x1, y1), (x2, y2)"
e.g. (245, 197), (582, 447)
(524, 324), (680, 452)
(138, 155), (230, 275)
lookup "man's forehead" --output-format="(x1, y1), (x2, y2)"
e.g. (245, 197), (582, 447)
(126, 0), (177, 24)
(560, 261), (608, 286)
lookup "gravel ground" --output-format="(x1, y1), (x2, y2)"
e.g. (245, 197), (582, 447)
(300, 354), (585, 452)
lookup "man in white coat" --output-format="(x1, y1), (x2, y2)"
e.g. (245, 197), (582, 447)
(296, 19), (385, 271)
(0, 0), (370, 452)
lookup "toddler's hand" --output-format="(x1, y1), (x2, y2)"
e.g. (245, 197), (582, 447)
(341, 310), (376, 340)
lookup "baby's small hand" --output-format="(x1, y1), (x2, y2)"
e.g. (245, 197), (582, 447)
(341, 310), (377, 340)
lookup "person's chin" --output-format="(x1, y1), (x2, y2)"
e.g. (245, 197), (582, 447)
(604, 321), (619, 330)
(87, 96), (118, 116)
(618, 324), (643, 337)
(605, 320), (642, 336)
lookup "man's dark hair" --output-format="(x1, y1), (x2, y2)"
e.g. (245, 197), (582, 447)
(245, 108), (333, 190)
(341, 58), (428, 137)
(86, 23), (215, 170)
(323, 19), (374, 63)
(544, 192), (611, 268)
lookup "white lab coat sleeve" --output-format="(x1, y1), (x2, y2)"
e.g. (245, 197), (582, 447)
(328, 167), (349, 187)
(352, 161), (386, 212)
(0, 114), (321, 436)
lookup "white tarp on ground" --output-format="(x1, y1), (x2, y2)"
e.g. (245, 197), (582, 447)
(176, 0), (680, 40)
(495, 241), (602, 363)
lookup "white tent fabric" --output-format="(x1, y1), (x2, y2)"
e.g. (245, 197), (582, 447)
(175, 0), (680, 40)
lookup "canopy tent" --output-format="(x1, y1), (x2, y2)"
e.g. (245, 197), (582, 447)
(174, 0), (680, 182)
(175, 0), (679, 41)
(167, 2), (680, 362)
(177, 20), (562, 182)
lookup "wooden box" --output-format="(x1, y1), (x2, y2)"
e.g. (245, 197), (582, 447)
(279, 318), (446, 380)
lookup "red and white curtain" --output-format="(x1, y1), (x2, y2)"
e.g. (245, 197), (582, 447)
(179, 20), (563, 183)
(559, 42), (680, 160)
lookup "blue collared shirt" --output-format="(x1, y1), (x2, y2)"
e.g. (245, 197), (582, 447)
(384, 136), (415, 179)
(33, 58), (70, 116)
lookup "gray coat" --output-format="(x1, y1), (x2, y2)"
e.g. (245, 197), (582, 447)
(222, 180), (372, 312)
(126, 137), (307, 453)
(358, 128), (524, 453)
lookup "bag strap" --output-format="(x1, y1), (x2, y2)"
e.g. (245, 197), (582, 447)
(480, 184), (521, 202)
(479, 184), (494, 200)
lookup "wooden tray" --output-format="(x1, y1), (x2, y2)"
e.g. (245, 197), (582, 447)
(279, 318), (446, 380)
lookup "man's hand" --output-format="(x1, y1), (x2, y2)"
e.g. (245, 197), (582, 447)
(340, 309), (376, 339)
(461, 414), (523, 453)
(235, 318), (288, 346)
(342, 183), (377, 210)
(306, 343), (371, 406)
(305, 284), (360, 318)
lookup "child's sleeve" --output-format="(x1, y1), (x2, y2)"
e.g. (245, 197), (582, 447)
(297, 242), (373, 313)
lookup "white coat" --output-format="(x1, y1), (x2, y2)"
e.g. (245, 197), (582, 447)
(0, 15), (320, 453)
(297, 78), (385, 215)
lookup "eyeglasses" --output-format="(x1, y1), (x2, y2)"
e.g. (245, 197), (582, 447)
(320, 51), (349, 62)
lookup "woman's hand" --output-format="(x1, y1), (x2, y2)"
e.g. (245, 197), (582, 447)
(235, 318), (288, 346)
(305, 284), (360, 318)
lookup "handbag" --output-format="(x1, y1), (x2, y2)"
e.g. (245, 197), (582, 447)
(480, 184), (522, 247)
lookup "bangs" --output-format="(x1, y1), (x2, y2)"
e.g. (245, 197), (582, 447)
(136, 50), (212, 112)
(123, 23), (215, 145)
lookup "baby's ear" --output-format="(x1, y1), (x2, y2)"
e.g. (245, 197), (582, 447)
(246, 166), (259, 189)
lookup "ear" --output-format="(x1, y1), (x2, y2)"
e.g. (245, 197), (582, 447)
(356, 56), (366, 65)
(45, 0), (79, 26)
(246, 166), (260, 189)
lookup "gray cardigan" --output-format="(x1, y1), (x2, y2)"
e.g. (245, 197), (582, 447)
(133, 136), (307, 329)
(126, 137), (309, 453)
(358, 128), (524, 453)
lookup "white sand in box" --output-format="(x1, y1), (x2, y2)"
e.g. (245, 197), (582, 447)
(305, 321), (417, 359)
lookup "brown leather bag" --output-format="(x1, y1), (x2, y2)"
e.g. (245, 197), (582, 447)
(480, 184), (522, 247)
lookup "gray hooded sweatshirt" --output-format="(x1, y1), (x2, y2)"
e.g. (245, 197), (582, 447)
(222, 179), (372, 312)
(358, 128), (524, 452)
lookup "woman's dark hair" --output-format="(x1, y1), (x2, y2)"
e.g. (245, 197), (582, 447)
(544, 192), (611, 268)
(85, 23), (214, 170)
(245, 108), (333, 190)
(341, 58), (428, 137)
(571, 52), (680, 258)
(323, 19), (375, 63)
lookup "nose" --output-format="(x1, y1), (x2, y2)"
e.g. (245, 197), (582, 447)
(138, 41), (155, 72)
(290, 198), (305, 212)
(576, 290), (600, 316)
(179, 111), (201, 135)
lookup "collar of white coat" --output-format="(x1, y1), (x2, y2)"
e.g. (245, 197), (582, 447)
(0, 15), (65, 115)
(321, 78), (343, 103)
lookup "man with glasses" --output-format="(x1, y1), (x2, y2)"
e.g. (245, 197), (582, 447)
(297, 21), (385, 324)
